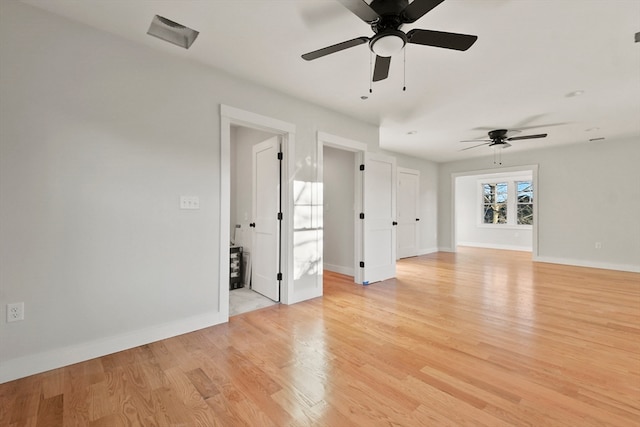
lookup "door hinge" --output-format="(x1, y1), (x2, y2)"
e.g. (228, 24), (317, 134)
(277, 272), (283, 281)
(277, 152), (283, 160)
(359, 164), (365, 171)
(359, 212), (365, 219)
(359, 261), (365, 268)
(277, 212), (283, 220)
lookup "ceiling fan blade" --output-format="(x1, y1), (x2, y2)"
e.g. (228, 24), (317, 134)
(337, 0), (380, 24)
(460, 138), (490, 143)
(302, 36), (369, 61)
(512, 123), (567, 131)
(507, 133), (547, 141)
(460, 142), (490, 151)
(407, 29), (478, 51)
(372, 55), (391, 82)
(401, 0), (446, 23)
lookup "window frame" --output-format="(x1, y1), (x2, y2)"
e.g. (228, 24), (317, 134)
(477, 177), (533, 230)
(515, 180), (534, 226)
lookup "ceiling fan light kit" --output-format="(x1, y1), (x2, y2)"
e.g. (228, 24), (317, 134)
(301, 0), (477, 84)
(370, 30), (406, 57)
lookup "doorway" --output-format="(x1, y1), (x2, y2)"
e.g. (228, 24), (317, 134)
(318, 132), (366, 285)
(220, 105), (295, 320)
(452, 165), (539, 255)
(318, 132), (397, 286)
(322, 146), (356, 276)
(229, 126), (280, 315)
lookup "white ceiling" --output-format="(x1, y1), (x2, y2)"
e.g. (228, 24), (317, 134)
(22, 0), (640, 162)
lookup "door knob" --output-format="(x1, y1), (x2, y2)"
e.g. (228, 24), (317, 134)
(249, 223), (256, 228)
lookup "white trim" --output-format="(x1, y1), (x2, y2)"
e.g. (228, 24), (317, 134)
(397, 167), (420, 175)
(476, 175), (533, 228)
(0, 311), (226, 384)
(477, 224), (532, 230)
(287, 287), (324, 305)
(221, 105), (295, 306)
(323, 263), (355, 276)
(418, 247), (439, 256)
(221, 105), (295, 134)
(458, 242), (532, 252)
(534, 256), (640, 273)
(318, 131), (368, 152)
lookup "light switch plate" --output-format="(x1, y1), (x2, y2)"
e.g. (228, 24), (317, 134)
(7, 302), (24, 322)
(180, 196), (200, 210)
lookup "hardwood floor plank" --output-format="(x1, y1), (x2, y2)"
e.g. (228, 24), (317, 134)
(1, 248), (639, 426)
(35, 394), (63, 427)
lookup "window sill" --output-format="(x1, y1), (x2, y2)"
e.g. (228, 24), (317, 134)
(477, 224), (532, 230)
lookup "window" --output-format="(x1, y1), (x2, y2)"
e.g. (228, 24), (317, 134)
(483, 183), (508, 224)
(516, 181), (533, 225)
(480, 179), (533, 227)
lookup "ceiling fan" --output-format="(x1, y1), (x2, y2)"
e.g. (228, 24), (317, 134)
(460, 129), (548, 151)
(301, 0), (478, 82)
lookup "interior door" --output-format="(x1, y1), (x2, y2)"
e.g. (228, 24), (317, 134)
(251, 136), (280, 301)
(362, 152), (396, 284)
(397, 168), (420, 259)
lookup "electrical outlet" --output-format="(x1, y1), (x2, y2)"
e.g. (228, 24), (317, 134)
(7, 302), (24, 322)
(595, 242), (602, 249)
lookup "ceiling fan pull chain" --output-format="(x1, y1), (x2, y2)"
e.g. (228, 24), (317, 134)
(369, 50), (373, 93)
(403, 47), (406, 91)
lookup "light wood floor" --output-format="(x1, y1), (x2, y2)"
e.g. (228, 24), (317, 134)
(2, 248), (639, 426)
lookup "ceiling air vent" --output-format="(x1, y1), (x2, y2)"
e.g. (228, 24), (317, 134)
(147, 15), (199, 49)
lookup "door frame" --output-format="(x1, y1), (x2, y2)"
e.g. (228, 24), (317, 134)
(220, 105), (295, 320)
(317, 132), (367, 285)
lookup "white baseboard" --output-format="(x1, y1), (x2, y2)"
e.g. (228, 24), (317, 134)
(288, 287), (323, 305)
(418, 247), (439, 256)
(457, 242), (532, 252)
(533, 256), (640, 273)
(0, 311), (227, 384)
(323, 263), (354, 276)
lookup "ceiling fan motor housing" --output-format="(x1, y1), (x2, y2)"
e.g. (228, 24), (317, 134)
(488, 129), (509, 140)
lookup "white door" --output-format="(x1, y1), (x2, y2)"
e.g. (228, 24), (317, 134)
(362, 152), (396, 283)
(397, 168), (420, 259)
(252, 136), (280, 301)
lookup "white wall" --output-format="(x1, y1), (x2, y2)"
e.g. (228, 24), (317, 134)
(456, 173), (533, 251)
(323, 146), (355, 275)
(439, 137), (640, 272)
(0, 1), (380, 382)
